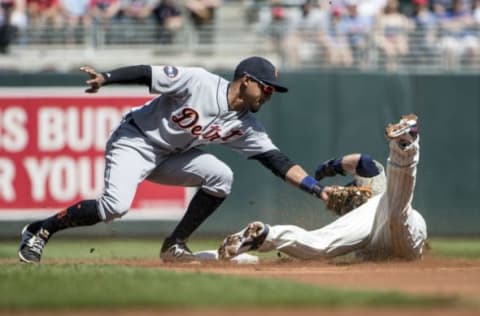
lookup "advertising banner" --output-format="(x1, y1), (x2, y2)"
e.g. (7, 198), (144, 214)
(0, 92), (187, 220)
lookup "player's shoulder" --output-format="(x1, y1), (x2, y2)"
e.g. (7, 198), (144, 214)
(151, 65), (214, 78)
(181, 66), (222, 84)
(240, 112), (269, 132)
(187, 66), (217, 78)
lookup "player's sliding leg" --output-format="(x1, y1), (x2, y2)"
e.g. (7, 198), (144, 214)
(384, 114), (426, 259)
(219, 198), (378, 260)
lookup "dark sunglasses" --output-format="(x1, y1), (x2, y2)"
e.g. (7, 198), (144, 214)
(244, 72), (274, 94)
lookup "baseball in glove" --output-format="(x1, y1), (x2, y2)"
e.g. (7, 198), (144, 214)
(326, 185), (373, 216)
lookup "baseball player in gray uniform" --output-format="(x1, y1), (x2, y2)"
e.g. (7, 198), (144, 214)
(18, 56), (330, 264)
(219, 114), (428, 261)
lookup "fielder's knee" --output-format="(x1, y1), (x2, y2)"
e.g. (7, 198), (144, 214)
(97, 193), (130, 221)
(201, 163), (233, 198)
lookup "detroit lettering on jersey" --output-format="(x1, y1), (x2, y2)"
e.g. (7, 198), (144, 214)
(128, 65), (278, 157)
(171, 108), (244, 142)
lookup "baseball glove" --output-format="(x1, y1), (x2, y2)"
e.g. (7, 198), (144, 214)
(326, 185), (373, 216)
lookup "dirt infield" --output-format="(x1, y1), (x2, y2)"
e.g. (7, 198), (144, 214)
(131, 254), (480, 316)
(158, 255), (480, 300)
(41, 253), (480, 300)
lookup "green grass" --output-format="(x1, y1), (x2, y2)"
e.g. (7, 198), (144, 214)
(429, 238), (480, 259)
(0, 237), (478, 310)
(0, 238), (222, 260)
(0, 264), (457, 310)
(2, 237), (478, 261)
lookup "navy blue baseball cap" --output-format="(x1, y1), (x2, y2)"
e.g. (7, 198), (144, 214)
(234, 56), (288, 93)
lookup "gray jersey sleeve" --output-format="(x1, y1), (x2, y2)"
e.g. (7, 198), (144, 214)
(222, 114), (278, 158)
(150, 65), (210, 96)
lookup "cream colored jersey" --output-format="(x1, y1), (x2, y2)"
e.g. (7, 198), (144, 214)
(259, 136), (427, 260)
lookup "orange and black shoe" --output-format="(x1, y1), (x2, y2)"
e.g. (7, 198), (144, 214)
(18, 224), (50, 264)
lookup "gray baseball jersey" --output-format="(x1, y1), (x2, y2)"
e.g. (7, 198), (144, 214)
(97, 65), (278, 221)
(130, 66), (278, 157)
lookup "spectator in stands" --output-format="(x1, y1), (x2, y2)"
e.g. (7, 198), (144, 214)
(256, 0), (297, 62)
(475, 0), (480, 24)
(437, 0), (479, 68)
(114, 0), (156, 43)
(411, 0), (438, 65)
(244, 0), (264, 25)
(355, 0), (388, 18)
(0, 0), (14, 53)
(375, 0), (414, 70)
(59, 0), (91, 43)
(9, 0), (28, 46)
(153, 0), (183, 44)
(89, 0), (121, 27)
(88, 0), (120, 45)
(433, 0), (473, 16)
(118, 0), (155, 21)
(185, 0), (221, 44)
(283, 0), (329, 67)
(26, 0), (62, 28)
(323, 5), (354, 66)
(337, 0), (374, 66)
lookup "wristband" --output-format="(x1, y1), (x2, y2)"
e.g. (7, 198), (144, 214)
(300, 176), (324, 197)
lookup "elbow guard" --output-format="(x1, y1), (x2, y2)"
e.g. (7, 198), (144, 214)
(356, 154), (380, 177)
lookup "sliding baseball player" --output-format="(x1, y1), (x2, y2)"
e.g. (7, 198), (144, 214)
(219, 114), (427, 261)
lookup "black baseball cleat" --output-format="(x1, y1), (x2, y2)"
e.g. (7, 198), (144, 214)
(18, 225), (50, 263)
(218, 221), (269, 260)
(160, 237), (196, 262)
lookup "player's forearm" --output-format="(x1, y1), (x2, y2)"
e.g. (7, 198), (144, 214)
(250, 150), (295, 180)
(101, 65), (152, 87)
(287, 165), (327, 201)
(251, 150), (325, 199)
(316, 153), (379, 180)
(285, 165), (308, 186)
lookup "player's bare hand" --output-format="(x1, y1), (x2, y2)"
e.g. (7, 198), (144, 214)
(80, 66), (105, 93)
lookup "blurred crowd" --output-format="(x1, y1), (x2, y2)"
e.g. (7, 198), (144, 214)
(254, 0), (480, 69)
(0, 0), (221, 52)
(0, 0), (479, 69)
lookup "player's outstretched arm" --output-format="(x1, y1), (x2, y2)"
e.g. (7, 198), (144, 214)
(251, 150), (328, 201)
(80, 65), (152, 93)
(285, 165), (329, 201)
